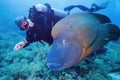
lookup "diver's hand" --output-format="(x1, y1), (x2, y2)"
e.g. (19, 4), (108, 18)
(14, 41), (26, 51)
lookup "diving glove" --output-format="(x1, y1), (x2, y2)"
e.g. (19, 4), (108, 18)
(14, 40), (27, 51)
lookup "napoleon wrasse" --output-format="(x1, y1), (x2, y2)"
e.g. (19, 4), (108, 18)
(46, 12), (120, 71)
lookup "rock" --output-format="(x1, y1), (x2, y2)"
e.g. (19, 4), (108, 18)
(94, 58), (104, 65)
(108, 72), (120, 80)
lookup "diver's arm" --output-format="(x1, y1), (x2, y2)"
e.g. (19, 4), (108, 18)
(22, 39), (30, 48)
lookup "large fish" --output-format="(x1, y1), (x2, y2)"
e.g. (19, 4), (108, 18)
(46, 12), (120, 71)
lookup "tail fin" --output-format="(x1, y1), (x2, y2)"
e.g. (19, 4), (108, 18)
(105, 23), (120, 41)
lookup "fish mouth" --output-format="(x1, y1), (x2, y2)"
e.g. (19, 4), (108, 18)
(47, 62), (63, 71)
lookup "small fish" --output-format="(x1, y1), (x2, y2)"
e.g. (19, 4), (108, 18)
(47, 12), (120, 71)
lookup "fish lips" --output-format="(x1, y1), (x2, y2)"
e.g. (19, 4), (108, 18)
(47, 35), (83, 71)
(47, 62), (63, 71)
(46, 51), (65, 71)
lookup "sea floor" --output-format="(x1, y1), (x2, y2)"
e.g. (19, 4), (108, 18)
(0, 24), (120, 80)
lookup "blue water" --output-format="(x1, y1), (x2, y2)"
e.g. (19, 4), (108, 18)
(0, 0), (120, 80)
(0, 0), (120, 25)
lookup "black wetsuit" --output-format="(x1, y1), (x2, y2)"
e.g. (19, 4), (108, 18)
(24, 5), (65, 47)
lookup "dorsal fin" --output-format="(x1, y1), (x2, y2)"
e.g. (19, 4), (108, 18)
(90, 13), (111, 24)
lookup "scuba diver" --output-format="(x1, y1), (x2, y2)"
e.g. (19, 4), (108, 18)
(14, 2), (109, 51)
(14, 3), (67, 51)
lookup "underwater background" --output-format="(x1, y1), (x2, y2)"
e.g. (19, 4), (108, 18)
(0, 0), (120, 80)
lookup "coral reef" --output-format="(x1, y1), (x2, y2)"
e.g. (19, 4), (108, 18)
(0, 22), (120, 80)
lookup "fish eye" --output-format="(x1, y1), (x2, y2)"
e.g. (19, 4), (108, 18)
(62, 40), (67, 45)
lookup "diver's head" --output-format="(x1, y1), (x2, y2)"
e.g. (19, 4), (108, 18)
(15, 16), (29, 30)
